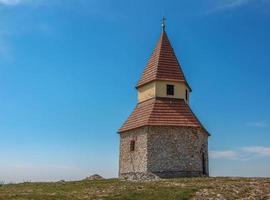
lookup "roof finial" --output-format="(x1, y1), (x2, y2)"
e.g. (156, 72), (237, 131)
(162, 16), (166, 32)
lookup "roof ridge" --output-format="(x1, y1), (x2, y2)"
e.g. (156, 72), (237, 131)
(183, 101), (210, 136)
(136, 30), (191, 90)
(147, 98), (157, 124)
(155, 31), (164, 78)
(169, 40), (192, 91)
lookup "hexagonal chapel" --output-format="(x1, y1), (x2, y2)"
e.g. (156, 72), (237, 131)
(118, 20), (210, 180)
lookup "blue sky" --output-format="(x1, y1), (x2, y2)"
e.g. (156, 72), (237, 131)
(0, 0), (269, 182)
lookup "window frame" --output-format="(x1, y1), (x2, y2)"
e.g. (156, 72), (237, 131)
(166, 84), (174, 96)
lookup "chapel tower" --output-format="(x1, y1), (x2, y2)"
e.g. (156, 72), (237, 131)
(119, 19), (210, 180)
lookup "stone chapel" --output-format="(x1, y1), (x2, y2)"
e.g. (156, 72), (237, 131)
(118, 19), (210, 180)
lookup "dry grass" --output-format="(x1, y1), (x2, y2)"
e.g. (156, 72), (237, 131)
(0, 177), (269, 200)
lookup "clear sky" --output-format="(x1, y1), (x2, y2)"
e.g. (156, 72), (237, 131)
(0, 0), (269, 183)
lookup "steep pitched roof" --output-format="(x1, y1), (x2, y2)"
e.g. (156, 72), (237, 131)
(119, 97), (209, 135)
(137, 31), (191, 90)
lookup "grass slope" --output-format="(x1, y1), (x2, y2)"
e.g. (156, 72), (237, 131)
(0, 177), (269, 200)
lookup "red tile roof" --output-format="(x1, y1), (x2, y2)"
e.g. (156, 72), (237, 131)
(119, 97), (209, 135)
(137, 31), (191, 90)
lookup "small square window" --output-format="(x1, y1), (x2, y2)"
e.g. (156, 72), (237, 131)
(167, 84), (174, 96)
(130, 140), (135, 151)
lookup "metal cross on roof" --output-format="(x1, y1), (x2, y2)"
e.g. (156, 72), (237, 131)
(162, 16), (166, 31)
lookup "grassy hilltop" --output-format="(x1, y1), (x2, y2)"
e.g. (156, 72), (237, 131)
(0, 177), (269, 200)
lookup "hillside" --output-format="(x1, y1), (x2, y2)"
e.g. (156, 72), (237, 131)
(0, 177), (269, 200)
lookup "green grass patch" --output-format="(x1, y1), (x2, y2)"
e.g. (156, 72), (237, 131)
(105, 186), (196, 200)
(3, 177), (268, 200)
(0, 179), (197, 200)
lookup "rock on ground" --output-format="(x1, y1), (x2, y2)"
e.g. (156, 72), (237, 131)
(85, 174), (104, 180)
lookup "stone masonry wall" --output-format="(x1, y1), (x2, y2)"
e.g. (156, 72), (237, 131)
(119, 126), (209, 180)
(119, 127), (148, 179)
(147, 126), (209, 177)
